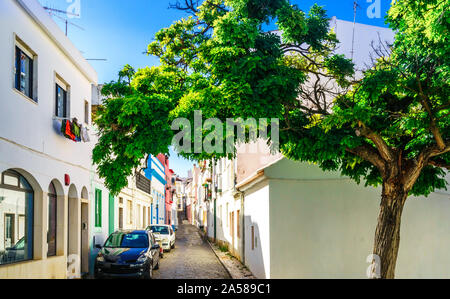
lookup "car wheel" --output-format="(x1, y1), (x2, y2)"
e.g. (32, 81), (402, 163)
(144, 263), (153, 279)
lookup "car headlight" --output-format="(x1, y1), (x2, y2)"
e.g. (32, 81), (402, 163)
(136, 254), (147, 264)
(96, 253), (104, 262)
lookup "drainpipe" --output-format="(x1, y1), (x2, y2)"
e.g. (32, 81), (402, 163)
(214, 197), (217, 241)
(156, 204), (159, 224)
(235, 189), (245, 265)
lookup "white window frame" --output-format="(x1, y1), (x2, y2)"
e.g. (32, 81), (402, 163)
(13, 35), (38, 103)
(54, 73), (70, 119)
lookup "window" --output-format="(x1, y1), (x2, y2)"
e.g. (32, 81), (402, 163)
(47, 183), (57, 257)
(137, 204), (141, 227)
(118, 207), (123, 230)
(84, 100), (89, 124)
(95, 189), (102, 227)
(236, 210), (240, 238)
(150, 226), (169, 235)
(0, 170), (34, 265)
(127, 200), (133, 224)
(14, 46), (34, 100)
(104, 232), (148, 249)
(55, 83), (68, 118)
(226, 203), (229, 227)
(251, 226), (255, 250)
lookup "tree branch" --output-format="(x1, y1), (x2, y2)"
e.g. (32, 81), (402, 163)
(429, 159), (450, 170)
(403, 141), (450, 191)
(346, 145), (386, 176)
(356, 124), (395, 163)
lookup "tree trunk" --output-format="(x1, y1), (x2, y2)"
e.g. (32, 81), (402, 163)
(372, 180), (408, 279)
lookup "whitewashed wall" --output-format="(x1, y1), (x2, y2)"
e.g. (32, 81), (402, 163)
(262, 159), (450, 278)
(243, 180), (271, 279)
(0, 0), (97, 279)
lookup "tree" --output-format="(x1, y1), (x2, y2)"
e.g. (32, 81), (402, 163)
(93, 0), (449, 278)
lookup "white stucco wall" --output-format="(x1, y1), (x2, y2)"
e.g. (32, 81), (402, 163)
(264, 159), (450, 279)
(0, 0), (98, 279)
(0, 0), (96, 191)
(243, 180), (270, 279)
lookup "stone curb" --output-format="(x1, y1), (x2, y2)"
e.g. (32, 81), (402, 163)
(197, 228), (255, 279)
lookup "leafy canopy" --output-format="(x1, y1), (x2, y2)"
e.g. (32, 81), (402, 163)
(93, 0), (449, 197)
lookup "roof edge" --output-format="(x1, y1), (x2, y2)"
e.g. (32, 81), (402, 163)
(16, 0), (98, 84)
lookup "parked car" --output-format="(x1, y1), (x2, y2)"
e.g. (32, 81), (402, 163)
(1, 237), (25, 264)
(94, 230), (161, 279)
(146, 224), (176, 252)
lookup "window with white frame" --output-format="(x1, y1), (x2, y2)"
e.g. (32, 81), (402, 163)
(55, 76), (69, 118)
(84, 100), (89, 124)
(14, 39), (36, 101)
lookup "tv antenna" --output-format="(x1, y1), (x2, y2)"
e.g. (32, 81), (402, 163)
(351, 1), (361, 61)
(43, 6), (84, 36)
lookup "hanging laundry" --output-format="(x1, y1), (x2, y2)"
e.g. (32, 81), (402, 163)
(81, 126), (90, 143)
(72, 122), (81, 142)
(60, 119), (67, 137)
(62, 119), (76, 141)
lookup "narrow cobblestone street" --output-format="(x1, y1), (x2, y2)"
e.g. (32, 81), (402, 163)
(153, 223), (231, 279)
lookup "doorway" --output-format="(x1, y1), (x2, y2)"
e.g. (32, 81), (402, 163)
(80, 202), (89, 274)
(118, 207), (123, 230)
(231, 211), (235, 250)
(67, 195), (80, 278)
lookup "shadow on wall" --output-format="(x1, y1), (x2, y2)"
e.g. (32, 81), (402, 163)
(243, 215), (265, 279)
(210, 210), (264, 278)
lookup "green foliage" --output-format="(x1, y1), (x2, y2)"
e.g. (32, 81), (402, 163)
(94, 0), (449, 199)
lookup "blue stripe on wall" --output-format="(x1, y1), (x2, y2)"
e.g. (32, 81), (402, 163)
(151, 169), (166, 185)
(151, 156), (165, 173)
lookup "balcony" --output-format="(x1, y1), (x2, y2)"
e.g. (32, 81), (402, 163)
(136, 172), (151, 194)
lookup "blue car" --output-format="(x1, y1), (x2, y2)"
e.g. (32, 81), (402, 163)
(94, 230), (161, 279)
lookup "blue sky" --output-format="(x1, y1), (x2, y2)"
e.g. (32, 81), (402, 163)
(38, 0), (392, 178)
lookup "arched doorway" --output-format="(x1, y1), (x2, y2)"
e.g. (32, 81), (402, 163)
(67, 184), (80, 278)
(80, 187), (89, 276)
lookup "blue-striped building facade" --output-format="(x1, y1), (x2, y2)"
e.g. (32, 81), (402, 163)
(145, 155), (166, 224)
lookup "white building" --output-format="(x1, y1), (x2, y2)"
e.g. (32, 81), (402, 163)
(115, 169), (153, 231)
(236, 156), (450, 279)
(0, 0), (98, 278)
(209, 18), (450, 279)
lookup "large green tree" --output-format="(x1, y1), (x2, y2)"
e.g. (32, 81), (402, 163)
(93, 0), (449, 278)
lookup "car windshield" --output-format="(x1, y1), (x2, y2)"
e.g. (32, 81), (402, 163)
(13, 238), (25, 250)
(149, 226), (169, 235)
(104, 232), (149, 248)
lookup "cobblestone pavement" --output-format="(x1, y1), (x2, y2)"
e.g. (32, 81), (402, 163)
(153, 223), (231, 279)
(208, 242), (255, 279)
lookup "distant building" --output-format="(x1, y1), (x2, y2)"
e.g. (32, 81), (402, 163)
(145, 155), (166, 224)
